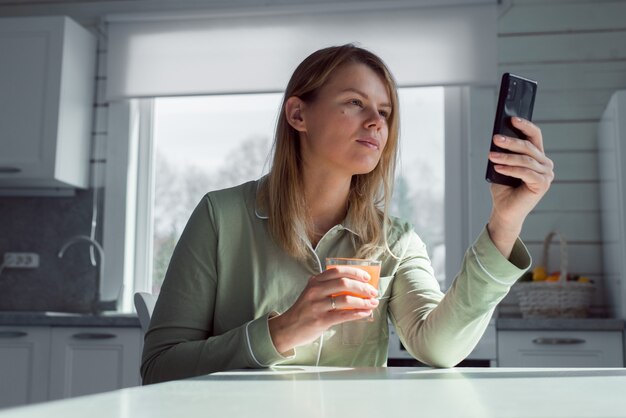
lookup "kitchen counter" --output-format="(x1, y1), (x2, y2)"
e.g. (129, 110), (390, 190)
(497, 317), (625, 331)
(0, 311), (140, 327)
(0, 366), (624, 417)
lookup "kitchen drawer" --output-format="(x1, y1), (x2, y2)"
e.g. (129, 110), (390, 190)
(0, 324), (141, 408)
(498, 330), (624, 367)
(0, 326), (50, 408)
(49, 327), (142, 400)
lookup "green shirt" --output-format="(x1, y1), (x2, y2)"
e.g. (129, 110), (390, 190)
(141, 180), (531, 384)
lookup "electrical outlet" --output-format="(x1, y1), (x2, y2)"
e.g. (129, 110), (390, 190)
(3, 252), (40, 269)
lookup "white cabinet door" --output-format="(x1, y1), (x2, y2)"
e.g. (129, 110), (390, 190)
(0, 327), (50, 408)
(0, 20), (57, 180)
(0, 16), (95, 190)
(48, 327), (142, 400)
(498, 330), (624, 367)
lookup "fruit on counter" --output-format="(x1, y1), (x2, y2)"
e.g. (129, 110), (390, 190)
(532, 266), (547, 281)
(525, 268), (592, 284)
(546, 274), (560, 282)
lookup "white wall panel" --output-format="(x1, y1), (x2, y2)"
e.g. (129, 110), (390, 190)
(524, 212), (601, 242)
(533, 88), (618, 121)
(498, 62), (626, 91)
(533, 183), (599, 212)
(499, 1), (626, 34)
(525, 243), (602, 275)
(539, 122), (598, 152)
(499, 0), (626, 315)
(499, 32), (626, 65)
(549, 152), (598, 182)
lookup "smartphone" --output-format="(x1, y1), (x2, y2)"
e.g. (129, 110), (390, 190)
(485, 73), (538, 187)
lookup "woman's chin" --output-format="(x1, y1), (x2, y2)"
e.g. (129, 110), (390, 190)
(351, 164), (379, 176)
(354, 157), (382, 175)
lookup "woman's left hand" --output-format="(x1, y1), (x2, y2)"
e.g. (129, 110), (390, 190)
(487, 117), (554, 255)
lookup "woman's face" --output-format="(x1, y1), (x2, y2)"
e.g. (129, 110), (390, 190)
(291, 62), (392, 178)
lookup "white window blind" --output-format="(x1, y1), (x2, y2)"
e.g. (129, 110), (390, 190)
(105, 3), (497, 100)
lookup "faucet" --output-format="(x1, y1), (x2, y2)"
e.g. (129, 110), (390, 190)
(58, 235), (111, 315)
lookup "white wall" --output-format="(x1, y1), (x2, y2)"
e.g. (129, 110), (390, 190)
(2, 0), (626, 313)
(497, 0), (626, 313)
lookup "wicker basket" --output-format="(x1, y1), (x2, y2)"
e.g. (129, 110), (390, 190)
(513, 231), (595, 318)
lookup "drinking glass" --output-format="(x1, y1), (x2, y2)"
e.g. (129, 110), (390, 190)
(325, 258), (382, 321)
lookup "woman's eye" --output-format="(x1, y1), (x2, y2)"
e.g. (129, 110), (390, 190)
(379, 110), (389, 119)
(349, 99), (363, 107)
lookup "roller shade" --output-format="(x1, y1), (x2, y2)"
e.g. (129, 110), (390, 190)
(106, 4), (496, 100)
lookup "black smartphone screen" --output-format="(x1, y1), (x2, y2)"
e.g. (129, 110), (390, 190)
(485, 73), (538, 187)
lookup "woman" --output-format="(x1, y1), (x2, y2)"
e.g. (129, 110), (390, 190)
(141, 44), (553, 384)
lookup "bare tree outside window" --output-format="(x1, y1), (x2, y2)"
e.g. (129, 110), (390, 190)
(394, 87), (445, 283)
(151, 88), (444, 293)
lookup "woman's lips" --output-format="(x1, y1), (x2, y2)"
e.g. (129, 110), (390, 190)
(356, 137), (380, 150)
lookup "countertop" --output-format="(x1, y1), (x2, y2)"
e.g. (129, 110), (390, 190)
(1, 366), (625, 418)
(496, 317), (625, 331)
(0, 311), (140, 327)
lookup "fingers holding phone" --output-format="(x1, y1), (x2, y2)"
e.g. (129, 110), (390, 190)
(486, 73), (538, 188)
(509, 116), (544, 152)
(489, 119), (554, 194)
(485, 74), (554, 250)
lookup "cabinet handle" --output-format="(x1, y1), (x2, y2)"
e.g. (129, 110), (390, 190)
(532, 337), (586, 345)
(0, 331), (28, 338)
(0, 167), (21, 173)
(72, 332), (117, 340)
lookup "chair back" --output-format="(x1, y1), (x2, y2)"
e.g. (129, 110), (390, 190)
(134, 292), (157, 333)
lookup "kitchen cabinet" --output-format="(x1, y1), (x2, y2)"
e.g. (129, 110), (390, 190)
(48, 327), (142, 400)
(0, 325), (141, 409)
(498, 330), (624, 367)
(0, 16), (96, 191)
(0, 327), (50, 408)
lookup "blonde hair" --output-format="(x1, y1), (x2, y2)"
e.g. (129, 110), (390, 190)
(259, 44), (400, 260)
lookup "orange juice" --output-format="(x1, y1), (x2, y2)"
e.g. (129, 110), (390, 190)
(325, 258), (381, 299)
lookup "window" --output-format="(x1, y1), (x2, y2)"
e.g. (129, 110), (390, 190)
(151, 93), (280, 293)
(103, 5), (496, 311)
(394, 87), (445, 284)
(145, 87), (445, 294)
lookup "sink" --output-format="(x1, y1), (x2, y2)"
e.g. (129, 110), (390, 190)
(0, 310), (133, 317)
(0, 311), (83, 317)
(42, 311), (84, 317)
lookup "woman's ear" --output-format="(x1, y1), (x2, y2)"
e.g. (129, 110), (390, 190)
(285, 96), (306, 132)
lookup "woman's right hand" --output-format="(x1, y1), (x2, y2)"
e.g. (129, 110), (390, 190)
(267, 266), (379, 355)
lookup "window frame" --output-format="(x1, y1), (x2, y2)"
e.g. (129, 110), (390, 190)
(103, 86), (495, 311)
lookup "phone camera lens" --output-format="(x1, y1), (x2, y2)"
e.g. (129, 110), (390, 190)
(507, 84), (517, 101)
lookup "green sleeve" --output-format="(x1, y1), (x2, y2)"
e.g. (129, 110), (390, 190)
(389, 226), (531, 367)
(140, 195), (291, 384)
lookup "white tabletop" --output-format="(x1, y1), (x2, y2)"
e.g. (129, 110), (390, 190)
(1, 366), (625, 418)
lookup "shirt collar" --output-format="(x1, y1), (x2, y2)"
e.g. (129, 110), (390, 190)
(253, 178), (269, 220)
(253, 179), (360, 237)
(254, 205), (269, 220)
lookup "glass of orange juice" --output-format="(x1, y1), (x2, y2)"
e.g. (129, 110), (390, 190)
(325, 258), (381, 320)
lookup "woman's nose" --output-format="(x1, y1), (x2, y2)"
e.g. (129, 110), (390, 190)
(364, 108), (384, 129)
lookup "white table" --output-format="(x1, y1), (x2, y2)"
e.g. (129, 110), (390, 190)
(1, 367), (625, 418)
